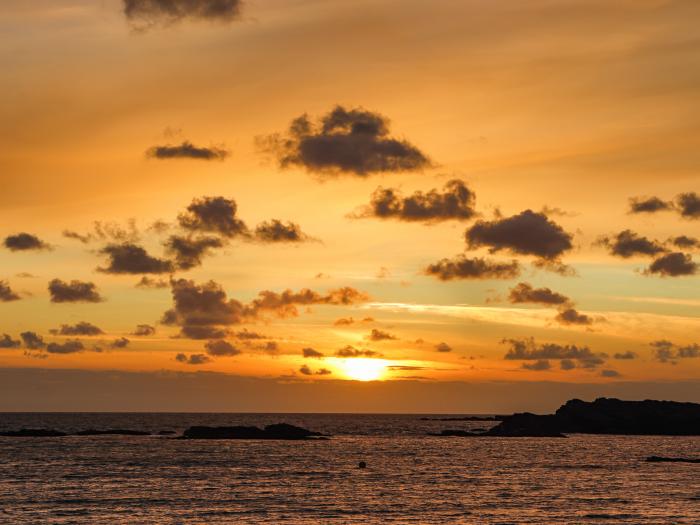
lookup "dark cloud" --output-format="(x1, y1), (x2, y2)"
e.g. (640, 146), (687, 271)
(98, 243), (174, 275)
(466, 210), (573, 261)
(302, 347), (325, 359)
(164, 235), (223, 270)
(46, 340), (85, 354)
(333, 317), (374, 326)
(262, 105), (430, 176)
(63, 220), (140, 245)
(503, 338), (606, 369)
(247, 287), (369, 318)
(178, 196), (248, 238)
(0, 334), (20, 348)
(233, 329), (266, 340)
(123, 0), (242, 27)
(175, 353), (212, 365)
(110, 337), (130, 349)
(3, 233), (50, 252)
(425, 256), (520, 281)
(613, 351), (637, 360)
(628, 196), (673, 214)
(676, 192), (700, 219)
(554, 308), (593, 326)
(359, 179), (476, 222)
(435, 342), (452, 353)
(48, 279), (104, 303)
(135, 276), (169, 289)
(0, 281), (20, 302)
(367, 329), (397, 342)
(508, 282), (570, 306)
(651, 340), (699, 363)
(670, 235), (699, 249)
(299, 364), (313, 375)
(600, 230), (665, 258)
(204, 339), (240, 357)
(132, 324), (155, 336)
(600, 369), (621, 378)
(20, 332), (45, 350)
(147, 141), (228, 161)
(560, 359), (576, 370)
(62, 230), (92, 244)
(299, 364), (331, 376)
(645, 252), (698, 277)
(316, 368), (332, 376)
(254, 220), (311, 243)
(180, 326), (230, 340)
(522, 359), (551, 371)
(50, 322), (104, 336)
(335, 345), (381, 358)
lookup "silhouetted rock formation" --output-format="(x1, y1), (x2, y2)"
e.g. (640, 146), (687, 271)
(74, 429), (151, 436)
(182, 423), (326, 440)
(646, 456), (700, 463)
(157, 430), (176, 435)
(421, 415), (506, 421)
(0, 429), (67, 437)
(432, 398), (700, 437)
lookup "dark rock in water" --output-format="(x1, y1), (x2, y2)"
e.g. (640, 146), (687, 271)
(73, 429), (151, 436)
(646, 456), (700, 464)
(157, 430), (176, 435)
(358, 461), (367, 469)
(182, 423), (326, 440)
(0, 429), (67, 437)
(420, 415), (506, 421)
(431, 398), (700, 438)
(429, 429), (482, 437)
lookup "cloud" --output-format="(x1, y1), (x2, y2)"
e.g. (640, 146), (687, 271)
(425, 256), (520, 280)
(435, 342), (452, 353)
(358, 179), (476, 222)
(316, 368), (332, 376)
(651, 340), (699, 363)
(600, 230), (665, 258)
(147, 141), (228, 160)
(335, 345), (381, 358)
(628, 196), (673, 214)
(204, 339), (240, 357)
(0, 281), (20, 302)
(670, 235), (699, 249)
(254, 220), (311, 243)
(135, 276), (169, 289)
(367, 328), (397, 341)
(299, 364), (332, 376)
(98, 243), (174, 275)
(175, 353), (212, 365)
(178, 196), (249, 238)
(123, 0), (242, 28)
(132, 324), (155, 336)
(46, 340), (85, 354)
(3, 233), (50, 252)
(62, 230), (92, 244)
(676, 192), (700, 219)
(0, 334), (20, 348)
(110, 337), (130, 349)
(164, 235), (223, 270)
(50, 322), (104, 336)
(162, 278), (369, 339)
(333, 317), (373, 326)
(507, 282), (570, 306)
(600, 369), (621, 378)
(554, 308), (593, 326)
(261, 105), (430, 176)
(20, 332), (45, 350)
(503, 338), (606, 369)
(613, 351), (637, 360)
(63, 220), (140, 245)
(560, 359), (576, 370)
(233, 329), (266, 340)
(302, 347), (325, 359)
(522, 359), (551, 371)
(299, 364), (313, 375)
(645, 252), (698, 277)
(48, 279), (104, 303)
(466, 210), (573, 261)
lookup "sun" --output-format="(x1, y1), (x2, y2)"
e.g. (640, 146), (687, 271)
(341, 358), (387, 381)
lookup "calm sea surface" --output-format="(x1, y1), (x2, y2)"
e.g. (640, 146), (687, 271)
(0, 413), (698, 524)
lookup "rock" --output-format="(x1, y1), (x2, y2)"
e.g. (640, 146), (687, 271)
(157, 430), (176, 435)
(646, 456), (700, 464)
(420, 415), (505, 421)
(73, 429), (151, 436)
(358, 461), (367, 469)
(0, 429), (67, 437)
(182, 423), (326, 440)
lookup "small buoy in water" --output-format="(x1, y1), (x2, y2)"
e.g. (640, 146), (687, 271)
(358, 461), (367, 469)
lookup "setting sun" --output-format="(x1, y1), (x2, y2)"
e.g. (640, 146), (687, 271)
(341, 359), (387, 382)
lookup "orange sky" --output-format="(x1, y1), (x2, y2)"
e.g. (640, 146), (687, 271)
(0, 0), (698, 411)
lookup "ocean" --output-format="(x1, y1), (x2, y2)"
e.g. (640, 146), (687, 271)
(0, 413), (698, 524)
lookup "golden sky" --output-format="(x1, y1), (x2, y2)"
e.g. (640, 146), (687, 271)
(0, 0), (698, 411)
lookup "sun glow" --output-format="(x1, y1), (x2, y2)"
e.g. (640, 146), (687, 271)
(341, 358), (387, 381)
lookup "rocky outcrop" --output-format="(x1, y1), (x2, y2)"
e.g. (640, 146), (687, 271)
(182, 423), (327, 440)
(74, 429), (151, 436)
(0, 429), (67, 437)
(432, 398), (700, 437)
(646, 456), (700, 463)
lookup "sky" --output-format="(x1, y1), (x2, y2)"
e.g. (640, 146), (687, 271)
(0, 0), (698, 412)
